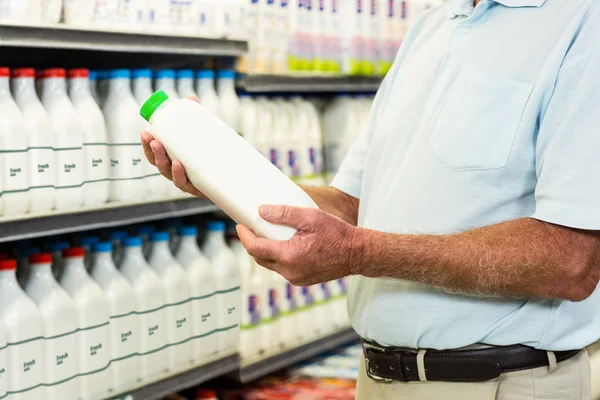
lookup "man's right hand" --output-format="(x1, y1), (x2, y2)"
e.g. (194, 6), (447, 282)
(140, 130), (207, 199)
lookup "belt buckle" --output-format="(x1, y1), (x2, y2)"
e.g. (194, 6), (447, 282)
(363, 340), (394, 383)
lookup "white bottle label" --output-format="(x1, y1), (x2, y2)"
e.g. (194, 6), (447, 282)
(77, 324), (111, 376)
(285, 282), (298, 312)
(55, 148), (84, 188)
(84, 143), (109, 183)
(166, 301), (192, 345)
(6, 337), (45, 397)
(287, 149), (301, 179)
(29, 148), (54, 189)
(44, 331), (78, 395)
(139, 308), (166, 355)
(2, 152), (28, 192)
(217, 288), (240, 351)
(109, 145), (145, 181)
(192, 296), (216, 336)
(109, 313), (138, 361)
(241, 293), (260, 330)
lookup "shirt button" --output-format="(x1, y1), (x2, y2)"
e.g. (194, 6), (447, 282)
(462, 26), (472, 33)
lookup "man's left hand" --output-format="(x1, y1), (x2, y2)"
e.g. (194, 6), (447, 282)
(236, 205), (363, 286)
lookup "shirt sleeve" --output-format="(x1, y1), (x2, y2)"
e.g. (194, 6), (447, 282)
(531, 5), (600, 230)
(329, 14), (425, 199)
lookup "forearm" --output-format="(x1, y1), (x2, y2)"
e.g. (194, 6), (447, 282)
(300, 185), (359, 225)
(355, 218), (600, 302)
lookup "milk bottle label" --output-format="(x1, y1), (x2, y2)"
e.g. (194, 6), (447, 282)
(109, 145), (145, 181)
(287, 150), (301, 180)
(308, 147), (324, 176)
(45, 332), (78, 387)
(139, 309), (166, 355)
(301, 286), (314, 307)
(56, 148), (84, 188)
(267, 288), (280, 320)
(109, 313), (139, 361)
(269, 148), (282, 170)
(320, 282), (331, 301)
(84, 144), (108, 182)
(78, 324), (111, 375)
(285, 282), (298, 312)
(7, 338), (44, 396)
(166, 302), (192, 345)
(193, 296), (216, 336)
(30, 149), (54, 188)
(242, 294), (260, 330)
(3, 152), (28, 192)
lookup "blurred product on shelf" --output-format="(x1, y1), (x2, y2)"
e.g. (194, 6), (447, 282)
(244, 0), (444, 76)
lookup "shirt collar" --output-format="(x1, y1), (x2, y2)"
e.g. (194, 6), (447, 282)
(450, 0), (547, 18)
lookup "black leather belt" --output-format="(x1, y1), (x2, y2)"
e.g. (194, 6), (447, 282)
(362, 339), (580, 383)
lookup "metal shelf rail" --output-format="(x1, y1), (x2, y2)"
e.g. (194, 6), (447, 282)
(235, 327), (360, 383)
(0, 198), (219, 244)
(238, 74), (383, 93)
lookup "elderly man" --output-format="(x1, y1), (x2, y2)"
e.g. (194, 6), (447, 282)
(142, 0), (600, 398)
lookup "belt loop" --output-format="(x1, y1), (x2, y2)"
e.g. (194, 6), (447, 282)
(547, 351), (557, 373)
(417, 349), (428, 382)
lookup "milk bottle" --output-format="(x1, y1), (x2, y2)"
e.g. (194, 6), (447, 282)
(88, 71), (101, 106)
(148, 232), (193, 369)
(298, 285), (315, 339)
(195, 70), (220, 116)
(0, 67), (30, 217)
(339, 0), (362, 75)
(329, 278), (347, 328)
(50, 241), (70, 281)
(155, 70), (179, 99)
(17, 247), (40, 289)
(238, 93), (257, 143)
(274, 272), (297, 346)
(63, 0), (95, 25)
(273, 98), (301, 181)
(201, 221), (240, 353)
(96, 70), (110, 108)
(11, 68), (56, 214)
(60, 248), (111, 399)
(175, 226), (219, 361)
(240, 260), (261, 357)
(103, 69), (145, 202)
(311, 281), (330, 334)
(0, 259), (46, 400)
(68, 68), (110, 207)
(80, 236), (100, 271)
(141, 91), (319, 241)
(0, 317), (6, 399)
(132, 69), (169, 200)
(120, 236), (168, 380)
(109, 230), (128, 267)
(258, 268), (280, 351)
(136, 225), (155, 259)
(176, 70), (198, 99)
(216, 70), (240, 130)
(252, 96), (274, 159)
(25, 253), (79, 400)
(90, 242), (139, 391)
(40, 68), (85, 211)
(296, 98), (326, 185)
(0, 1), (29, 22)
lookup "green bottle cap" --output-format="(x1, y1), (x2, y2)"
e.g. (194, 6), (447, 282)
(140, 90), (169, 122)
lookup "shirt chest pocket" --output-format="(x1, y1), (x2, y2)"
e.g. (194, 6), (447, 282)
(428, 70), (533, 171)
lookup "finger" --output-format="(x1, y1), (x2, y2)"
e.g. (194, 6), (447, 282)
(188, 95), (200, 104)
(259, 205), (321, 231)
(237, 225), (284, 260)
(150, 140), (173, 180)
(141, 131), (156, 166)
(236, 225), (258, 252)
(171, 161), (190, 191)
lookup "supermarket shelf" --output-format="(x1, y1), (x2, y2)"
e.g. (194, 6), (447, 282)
(238, 74), (383, 93)
(236, 327), (359, 383)
(0, 23), (247, 55)
(0, 197), (219, 243)
(103, 353), (240, 400)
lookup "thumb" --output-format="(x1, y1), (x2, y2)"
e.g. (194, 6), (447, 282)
(259, 205), (318, 231)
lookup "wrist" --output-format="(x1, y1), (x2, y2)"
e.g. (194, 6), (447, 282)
(347, 227), (372, 276)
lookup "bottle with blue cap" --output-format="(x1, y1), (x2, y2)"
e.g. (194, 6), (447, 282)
(216, 69), (240, 130)
(103, 69), (147, 202)
(90, 242), (139, 391)
(201, 221), (241, 353)
(59, 247), (111, 398)
(96, 70), (110, 107)
(195, 70), (220, 116)
(238, 91), (257, 143)
(39, 68), (85, 211)
(154, 70), (179, 99)
(175, 225), (218, 361)
(176, 70), (198, 100)
(148, 231), (193, 368)
(68, 68), (110, 208)
(25, 252), (79, 400)
(88, 70), (99, 103)
(120, 236), (169, 380)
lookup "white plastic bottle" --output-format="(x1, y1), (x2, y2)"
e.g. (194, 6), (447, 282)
(88, 71), (100, 105)
(323, 94), (359, 182)
(329, 278), (347, 328)
(132, 69), (169, 200)
(295, 97), (326, 185)
(311, 281), (331, 334)
(258, 267), (280, 351)
(39, 68), (85, 211)
(120, 236), (169, 380)
(0, 1), (29, 22)
(339, 0), (362, 75)
(90, 242), (139, 391)
(154, 70), (179, 99)
(63, 0), (96, 25)
(0, 259), (46, 400)
(11, 68), (56, 214)
(141, 91), (318, 240)
(201, 221), (241, 354)
(274, 272), (297, 346)
(50, 241), (70, 281)
(238, 93), (257, 143)
(216, 70), (240, 129)
(176, 70), (198, 99)
(60, 247), (111, 399)
(272, 98), (301, 181)
(0, 317), (6, 399)
(252, 96), (274, 159)
(25, 253), (79, 400)
(195, 70), (220, 116)
(148, 231), (193, 370)
(68, 68), (110, 207)
(175, 226), (219, 362)
(80, 236), (100, 271)
(0, 67), (30, 217)
(103, 69), (146, 202)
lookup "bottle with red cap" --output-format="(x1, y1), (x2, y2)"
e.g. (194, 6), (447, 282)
(90, 242), (140, 391)
(196, 388), (219, 400)
(0, 259), (46, 399)
(59, 247), (111, 398)
(24, 253), (79, 400)
(120, 236), (169, 381)
(68, 68), (110, 207)
(0, 67), (31, 217)
(12, 67), (57, 214)
(102, 69), (147, 202)
(39, 68), (85, 211)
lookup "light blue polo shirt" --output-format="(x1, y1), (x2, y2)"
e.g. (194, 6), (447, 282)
(331, 0), (600, 351)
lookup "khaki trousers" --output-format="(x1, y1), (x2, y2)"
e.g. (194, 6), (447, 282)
(356, 349), (590, 400)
